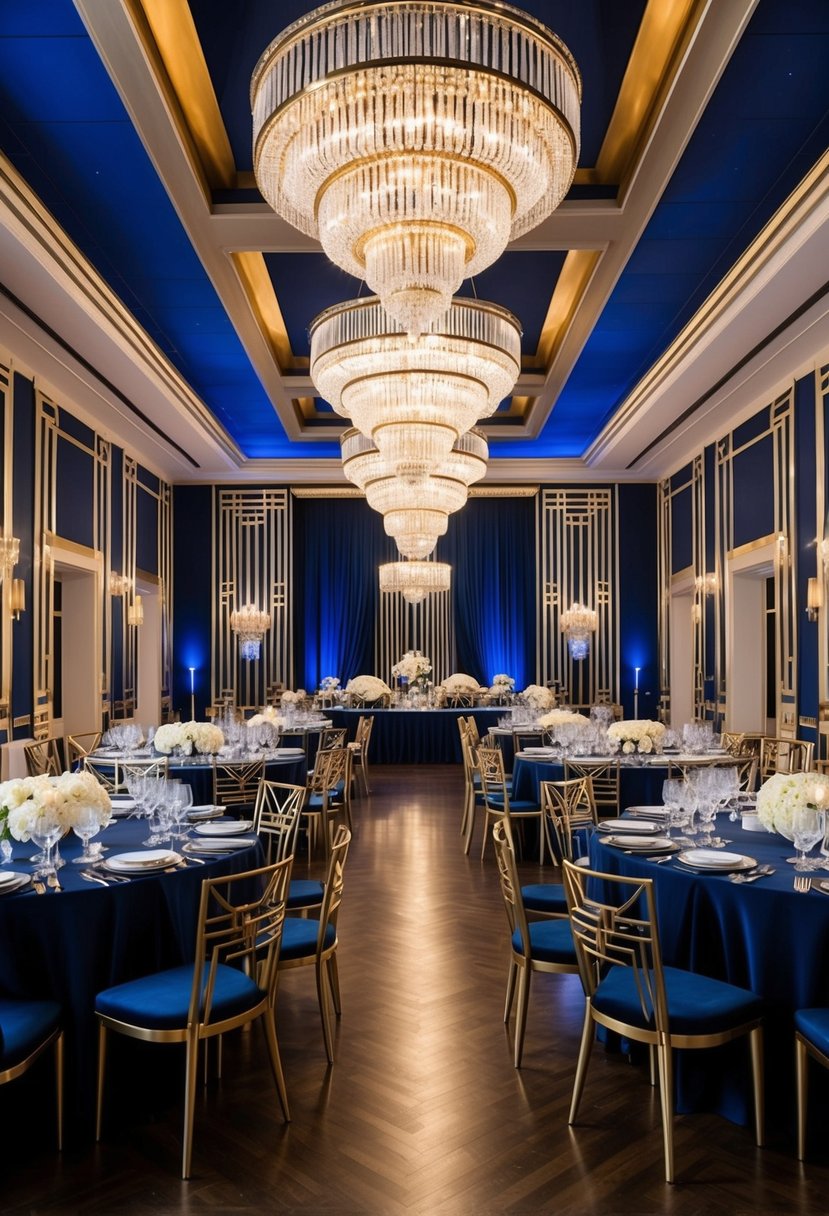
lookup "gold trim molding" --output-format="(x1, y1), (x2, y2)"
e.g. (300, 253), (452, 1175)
(727, 533), (779, 561)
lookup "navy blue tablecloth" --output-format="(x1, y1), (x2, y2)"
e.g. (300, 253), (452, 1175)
(589, 821), (829, 1133)
(168, 754), (306, 802)
(512, 756), (666, 809)
(0, 819), (262, 1140)
(328, 708), (503, 764)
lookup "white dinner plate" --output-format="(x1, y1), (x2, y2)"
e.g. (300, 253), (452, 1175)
(522, 746), (554, 755)
(183, 838), (257, 854)
(188, 805), (226, 819)
(0, 871), (31, 893)
(627, 806), (669, 819)
(194, 820), (253, 836)
(105, 850), (181, 873)
(676, 849), (756, 872)
(275, 748), (306, 757)
(598, 819), (662, 834)
(604, 835), (677, 853)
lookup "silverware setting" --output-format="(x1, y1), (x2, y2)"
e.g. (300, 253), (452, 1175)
(794, 875), (813, 893)
(730, 865), (775, 884)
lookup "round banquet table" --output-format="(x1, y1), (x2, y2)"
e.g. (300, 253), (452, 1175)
(328, 707), (503, 764)
(86, 749), (307, 802)
(0, 818), (263, 1140)
(589, 819), (829, 1133)
(510, 753), (727, 810)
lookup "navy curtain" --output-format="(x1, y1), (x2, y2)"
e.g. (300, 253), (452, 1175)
(439, 497), (536, 687)
(294, 498), (389, 688)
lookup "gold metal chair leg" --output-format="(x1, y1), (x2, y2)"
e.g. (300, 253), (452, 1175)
(95, 1022), (107, 1142)
(504, 960), (518, 1023)
(648, 1044), (657, 1087)
(513, 963), (531, 1068)
(55, 1031), (64, 1151)
(568, 1002), (595, 1124)
(316, 960), (335, 1063)
(463, 800), (477, 855)
(328, 954), (342, 1016)
(361, 759), (370, 796)
(656, 1042), (675, 1184)
(181, 1037), (200, 1180)
(796, 1034), (808, 1160)
(750, 1025), (764, 1147)
(262, 1009), (291, 1122)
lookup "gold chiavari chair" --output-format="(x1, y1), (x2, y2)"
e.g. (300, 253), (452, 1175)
(760, 737), (814, 780)
(564, 759), (620, 818)
(477, 745), (545, 863)
(539, 776), (597, 865)
(720, 731), (746, 757)
(95, 857), (293, 1179)
(0, 1000), (63, 1151)
(84, 756), (168, 794)
(278, 826), (351, 1062)
(347, 714), (374, 797)
(254, 780), (325, 913)
(23, 738), (62, 777)
(492, 819), (578, 1067)
(795, 1007), (829, 1160)
(562, 860), (764, 1184)
(303, 747), (352, 856)
(211, 757), (265, 815)
(66, 732), (102, 770)
(736, 756), (759, 794)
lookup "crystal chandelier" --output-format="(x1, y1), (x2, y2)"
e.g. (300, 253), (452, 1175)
(311, 297), (521, 483)
(379, 560), (451, 605)
(560, 603), (598, 661)
(252, 1), (580, 337)
(0, 534), (20, 577)
(230, 604), (271, 661)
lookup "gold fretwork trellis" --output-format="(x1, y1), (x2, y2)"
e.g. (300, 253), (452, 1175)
(0, 360), (10, 743)
(657, 455), (707, 724)
(537, 488), (618, 707)
(375, 555), (456, 686)
(816, 360), (828, 761)
(715, 388), (796, 734)
(213, 489), (292, 707)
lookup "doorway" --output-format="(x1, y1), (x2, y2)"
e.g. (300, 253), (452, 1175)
(669, 584), (695, 727)
(726, 543), (776, 734)
(134, 578), (162, 727)
(53, 557), (101, 737)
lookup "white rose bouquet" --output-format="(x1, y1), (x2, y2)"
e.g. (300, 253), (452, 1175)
(488, 674), (515, 698)
(756, 771), (829, 838)
(521, 684), (555, 712)
(392, 652), (432, 682)
(281, 689), (307, 705)
(0, 771), (111, 842)
(538, 709), (591, 729)
(320, 676), (340, 691)
(248, 709), (285, 730)
(346, 675), (392, 702)
(607, 719), (666, 755)
(440, 673), (480, 693)
(153, 721), (224, 756)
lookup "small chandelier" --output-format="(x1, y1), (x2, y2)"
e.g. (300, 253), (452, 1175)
(109, 571), (132, 597)
(0, 534), (20, 577)
(230, 604), (271, 661)
(380, 560), (451, 605)
(252, 2), (580, 337)
(127, 595), (144, 628)
(560, 603), (598, 661)
(311, 296), (520, 484)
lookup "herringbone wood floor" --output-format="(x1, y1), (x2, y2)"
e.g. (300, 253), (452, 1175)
(3, 765), (829, 1214)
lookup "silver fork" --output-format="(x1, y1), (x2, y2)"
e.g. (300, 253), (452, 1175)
(794, 875), (812, 893)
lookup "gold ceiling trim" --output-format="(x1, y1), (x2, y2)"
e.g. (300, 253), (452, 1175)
(590, 0), (705, 188)
(532, 250), (602, 369)
(290, 485), (538, 499)
(133, 0), (236, 190)
(231, 252), (306, 371)
(491, 396), (535, 422)
(469, 486), (538, 498)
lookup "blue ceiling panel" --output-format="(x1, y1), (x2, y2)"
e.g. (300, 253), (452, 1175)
(263, 254), (362, 360)
(458, 252), (567, 355)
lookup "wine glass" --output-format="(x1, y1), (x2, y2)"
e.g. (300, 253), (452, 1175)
(661, 778), (684, 842)
(73, 804), (107, 863)
(29, 807), (62, 878)
(790, 806), (826, 871)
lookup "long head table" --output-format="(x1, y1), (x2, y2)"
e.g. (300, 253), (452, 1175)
(0, 818), (263, 1141)
(328, 707), (504, 764)
(589, 819), (829, 1133)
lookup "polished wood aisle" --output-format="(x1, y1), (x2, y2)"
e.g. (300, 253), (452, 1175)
(3, 765), (829, 1214)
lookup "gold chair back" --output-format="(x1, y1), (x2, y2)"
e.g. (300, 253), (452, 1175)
(461, 715), (480, 748)
(84, 756), (123, 794)
(348, 715), (375, 796)
(253, 781), (304, 863)
(491, 818), (526, 943)
(760, 736), (814, 779)
(720, 731), (746, 757)
(212, 758), (266, 808)
(24, 739), (62, 777)
(66, 732), (102, 769)
(564, 760), (620, 816)
(317, 727), (347, 754)
(736, 756), (759, 793)
(539, 777), (597, 863)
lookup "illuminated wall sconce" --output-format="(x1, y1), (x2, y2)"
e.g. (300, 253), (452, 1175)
(806, 577), (822, 623)
(694, 572), (718, 595)
(560, 602), (598, 661)
(0, 534), (20, 582)
(127, 595), (144, 627)
(230, 604), (271, 661)
(109, 571), (132, 596)
(10, 579), (25, 621)
(691, 603), (702, 625)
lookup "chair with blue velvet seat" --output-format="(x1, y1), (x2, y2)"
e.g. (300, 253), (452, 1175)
(303, 746), (351, 858)
(477, 746), (544, 863)
(95, 856), (293, 1179)
(0, 998), (63, 1150)
(211, 757), (265, 816)
(254, 779), (325, 913)
(561, 860), (764, 1183)
(540, 776), (597, 867)
(492, 820), (579, 1068)
(347, 714), (374, 797)
(278, 826), (351, 1063)
(795, 1007), (829, 1160)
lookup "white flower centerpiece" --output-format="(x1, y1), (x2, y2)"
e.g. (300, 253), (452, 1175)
(280, 689), (307, 706)
(153, 721), (224, 756)
(0, 771), (111, 842)
(392, 651), (432, 688)
(521, 684), (555, 713)
(488, 674), (515, 703)
(538, 709), (591, 729)
(247, 706), (285, 730)
(756, 771), (829, 839)
(320, 676), (340, 692)
(345, 674), (392, 704)
(607, 718), (666, 756)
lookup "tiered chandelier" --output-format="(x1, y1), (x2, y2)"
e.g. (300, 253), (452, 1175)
(379, 560), (451, 605)
(252, 1), (581, 339)
(310, 297), (521, 556)
(560, 603), (598, 661)
(230, 604), (271, 661)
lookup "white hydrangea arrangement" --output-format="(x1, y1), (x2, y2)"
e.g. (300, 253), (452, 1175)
(154, 721), (224, 755)
(538, 709), (591, 728)
(756, 771), (829, 838)
(346, 675), (392, 701)
(440, 673), (480, 693)
(320, 676), (341, 691)
(281, 689), (307, 704)
(488, 674), (515, 697)
(0, 771), (111, 842)
(248, 708), (285, 729)
(606, 719), (666, 755)
(392, 652), (432, 682)
(521, 684), (555, 712)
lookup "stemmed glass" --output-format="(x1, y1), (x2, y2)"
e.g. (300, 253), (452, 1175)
(29, 807), (62, 879)
(142, 778), (168, 846)
(73, 804), (109, 863)
(790, 806), (826, 871)
(661, 778), (686, 843)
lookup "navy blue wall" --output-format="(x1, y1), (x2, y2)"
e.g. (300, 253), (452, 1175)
(619, 484), (659, 719)
(171, 485), (213, 719)
(11, 373), (35, 737)
(795, 373), (818, 741)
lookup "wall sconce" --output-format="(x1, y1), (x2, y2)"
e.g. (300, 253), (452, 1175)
(230, 604), (271, 660)
(806, 577), (822, 623)
(691, 603), (702, 625)
(10, 579), (25, 621)
(560, 603), (598, 661)
(694, 572), (718, 595)
(109, 571), (132, 596)
(0, 534), (20, 582)
(127, 595), (144, 627)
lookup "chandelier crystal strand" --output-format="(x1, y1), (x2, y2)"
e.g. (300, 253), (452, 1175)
(252, 2), (581, 336)
(379, 560), (452, 606)
(230, 605), (271, 661)
(560, 603), (598, 661)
